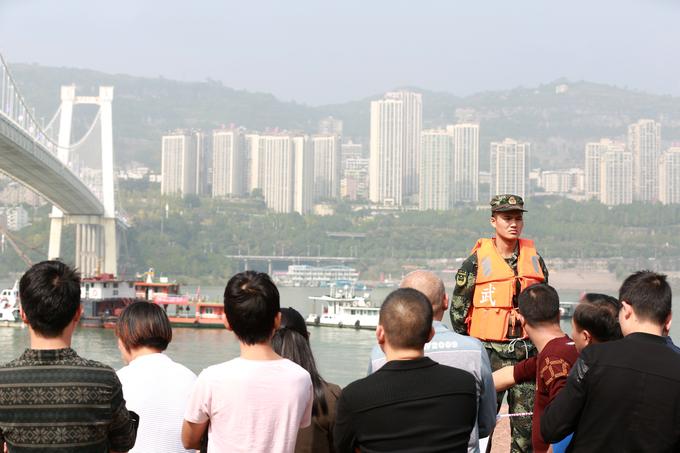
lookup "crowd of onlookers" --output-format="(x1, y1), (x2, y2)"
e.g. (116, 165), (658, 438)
(0, 260), (679, 452)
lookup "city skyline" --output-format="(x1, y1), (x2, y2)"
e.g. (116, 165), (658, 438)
(154, 83), (680, 211)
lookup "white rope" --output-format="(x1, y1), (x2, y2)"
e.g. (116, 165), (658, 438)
(497, 411), (533, 419)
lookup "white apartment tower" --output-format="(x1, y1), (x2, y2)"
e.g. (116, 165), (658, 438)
(451, 123), (479, 202)
(628, 119), (661, 202)
(318, 116), (343, 136)
(312, 135), (341, 200)
(369, 91), (422, 205)
(256, 134), (294, 213)
(212, 128), (245, 197)
(245, 133), (260, 193)
(600, 143), (632, 206)
(659, 147), (680, 205)
(193, 131), (211, 196)
(341, 157), (369, 200)
(490, 139), (529, 198)
(419, 129), (454, 210)
(293, 135), (314, 215)
(584, 139), (616, 200)
(161, 131), (197, 197)
(250, 133), (312, 214)
(370, 97), (403, 205)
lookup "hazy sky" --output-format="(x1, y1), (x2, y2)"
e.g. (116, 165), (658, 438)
(1, 0), (678, 105)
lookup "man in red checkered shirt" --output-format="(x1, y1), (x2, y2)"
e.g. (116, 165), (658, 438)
(492, 284), (578, 453)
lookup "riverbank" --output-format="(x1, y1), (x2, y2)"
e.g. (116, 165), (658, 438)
(549, 268), (619, 293)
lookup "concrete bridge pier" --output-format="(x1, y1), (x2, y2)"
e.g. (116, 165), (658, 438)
(48, 215), (117, 278)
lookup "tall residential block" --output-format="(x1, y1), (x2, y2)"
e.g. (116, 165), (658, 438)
(451, 123), (480, 203)
(249, 133), (312, 214)
(369, 91), (422, 205)
(628, 119), (661, 202)
(212, 128), (245, 197)
(341, 158), (369, 200)
(584, 139), (616, 200)
(490, 139), (529, 198)
(600, 142), (632, 206)
(318, 116), (343, 136)
(161, 131), (197, 197)
(541, 171), (573, 194)
(293, 135), (314, 215)
(193, 131), (211, 196)
(245, 133), (260, 193)
(341, 141), (364, 163)
(255, 134), (294, 213)
(419, 129), (454, 210)
(659, 147), (680, 205)
(312, 135), (341, 200)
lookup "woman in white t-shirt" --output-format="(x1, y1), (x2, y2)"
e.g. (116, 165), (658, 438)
(116, 302), (198, 453)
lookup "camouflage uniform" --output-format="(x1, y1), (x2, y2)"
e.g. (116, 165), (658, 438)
(451, 245), (549, 453)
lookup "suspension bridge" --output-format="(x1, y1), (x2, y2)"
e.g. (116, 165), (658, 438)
(0, 53), (120, 276)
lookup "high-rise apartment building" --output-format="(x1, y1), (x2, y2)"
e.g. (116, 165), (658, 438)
(628, 119), (661, 202)
(293, 135), (314, 215)
(450, 123), (479, 203)
(600, 143), (632, 206)
(212, 128), (245, 197)
(584, 139), (615, 200)
(341, 158), (369, 200)
(249, 133), (312, 214)
(369, 91), (422, 205)
(161, 131), (197, 197)
(318, 116), (343, 136)
(659, 147), (680, 205)
(490, 139), (529, 198)
(193, 131), (211, 196)
(312, 135), (341, 200)
(419, 129), (454, 210)
(245, 133), (260, 193)
(541, 171), (573, 194)
(255, 134), (294, 213)
(341, 141), (363, 163)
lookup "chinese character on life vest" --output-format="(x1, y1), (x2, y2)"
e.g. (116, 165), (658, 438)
(480, 284), (497, 306)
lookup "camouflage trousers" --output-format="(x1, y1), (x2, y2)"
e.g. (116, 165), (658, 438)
(484, 339), (537, 453)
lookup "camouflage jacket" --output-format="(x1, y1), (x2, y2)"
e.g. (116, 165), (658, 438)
(449, 243), (549, 337)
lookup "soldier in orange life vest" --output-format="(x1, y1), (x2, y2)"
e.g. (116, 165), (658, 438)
(450, 194), (548, 453)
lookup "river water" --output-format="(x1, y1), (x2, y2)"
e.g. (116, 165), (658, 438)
(1, 284), (678, 387)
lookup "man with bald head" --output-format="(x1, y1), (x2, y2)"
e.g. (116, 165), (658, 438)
(368, 270), (496, 453)
(334, 288), (478, 453)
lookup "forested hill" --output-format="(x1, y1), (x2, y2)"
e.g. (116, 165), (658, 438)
(10, 63), (680, 170)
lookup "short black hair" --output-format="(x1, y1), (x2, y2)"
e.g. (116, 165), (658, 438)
(379, 288), (433, 350)
(619, 270), (672, 325)
(518, 284), (560, 326)
(224, 271), (280, 345)
(116, 302), (173, 352)
(574, 294), (622, 342)
(19, 260), (81, 337)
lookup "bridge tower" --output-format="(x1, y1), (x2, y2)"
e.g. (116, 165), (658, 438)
(48, 86), (117, 277)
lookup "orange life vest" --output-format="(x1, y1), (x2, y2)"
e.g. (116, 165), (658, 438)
(467, 238), (545, 342)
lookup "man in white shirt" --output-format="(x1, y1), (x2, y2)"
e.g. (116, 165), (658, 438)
(182, 271), (313, 453)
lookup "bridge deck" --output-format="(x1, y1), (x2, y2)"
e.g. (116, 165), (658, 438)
(0, 114), (104, 215)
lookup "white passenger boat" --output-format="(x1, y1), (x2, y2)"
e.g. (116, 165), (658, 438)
(0, 281), (21, 326)
(306, 283), (378, 330)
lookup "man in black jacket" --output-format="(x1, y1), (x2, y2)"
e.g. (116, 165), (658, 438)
(334, 288), (478, 453)
(541, 270), (680, 453)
